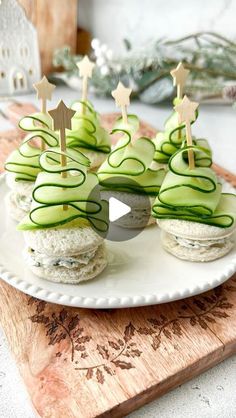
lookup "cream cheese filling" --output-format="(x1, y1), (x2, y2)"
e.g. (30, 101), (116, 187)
(15, 193), (32, 212)
(24, 247), (97, 269)
(174, 236), (228, 250)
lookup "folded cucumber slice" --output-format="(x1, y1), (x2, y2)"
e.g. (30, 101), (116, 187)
(5, 112), (59, 182)
(97, 114), (164, 194)
(152, 146), (236, 228)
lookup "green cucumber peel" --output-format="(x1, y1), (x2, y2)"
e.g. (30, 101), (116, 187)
(18, 147), (109, 232)
(152, 145), (236, 227)
(5, 112), (59, 182)
(67, 100), (111, 153)
(98, 114), (164, 194)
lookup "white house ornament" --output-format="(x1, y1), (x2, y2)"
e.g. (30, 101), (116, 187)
(0, 0), (41, 95)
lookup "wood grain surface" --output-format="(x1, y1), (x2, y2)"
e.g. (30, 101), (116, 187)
(0, 114), (236, 417)
(18, 0), (78, 75)
(1, 278), (236, 418)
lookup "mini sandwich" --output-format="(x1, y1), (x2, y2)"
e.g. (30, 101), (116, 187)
(152, 146), (236, 262)
(98, 114), (165, 228)
(158, 219), (235, 262)
(5, 112), (58, 221)
(18, 146), (109, 284)
(23, 219), (107, 284)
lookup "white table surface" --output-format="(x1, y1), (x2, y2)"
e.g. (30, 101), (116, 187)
(0, 86), (236, 418)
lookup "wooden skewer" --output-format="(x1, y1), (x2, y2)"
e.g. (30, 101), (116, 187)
(76, 56), (95, 115)
(48, 100), (76, 211)
(121, 105), (128, 125)
(171, 62), (190, 141)
(174, 95), (199, 170)
(185, 120), (195, 170)
(111, 81), (132, 141)
(33, 76), (55, 151)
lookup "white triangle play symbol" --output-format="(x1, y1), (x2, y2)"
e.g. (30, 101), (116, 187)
(109, 197), (131, 222)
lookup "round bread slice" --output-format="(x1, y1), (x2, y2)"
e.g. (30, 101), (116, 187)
(26, 243), (107, 284)
(158, 219), (235, 240)
(101, 190), (155, 228)
(23, 220), (104, 257)
(161, 230), (234, 262)
(6, 173), (34, 195)
(80, 149), (107, 171)
(5, 192), (28, 222)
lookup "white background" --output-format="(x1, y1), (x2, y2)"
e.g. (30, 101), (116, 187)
(78, 0), (236, 52)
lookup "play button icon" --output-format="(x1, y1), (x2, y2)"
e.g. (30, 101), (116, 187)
(108, 197), (131, 222)
(87, 176), (152, 242)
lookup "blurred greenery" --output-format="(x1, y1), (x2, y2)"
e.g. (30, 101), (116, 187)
(53, 32), (236, 104)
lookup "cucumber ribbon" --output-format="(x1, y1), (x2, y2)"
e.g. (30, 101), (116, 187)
(152, 146), (236, 227)
(153, 98), (211, 164)
(66, 100), (111, 153)
(97, 115), (165, 195)
(5, 112), (59, 182)
(18, 147), (109, 233)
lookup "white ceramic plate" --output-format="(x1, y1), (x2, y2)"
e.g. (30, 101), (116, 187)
(0, 174), (236, 309)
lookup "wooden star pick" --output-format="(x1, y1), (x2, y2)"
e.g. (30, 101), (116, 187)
(174, 95), (198, 125)
(76, 56), (95, 113)
(33, 76), (55, 113)
(111, 82), (132, 124)
(77, 55), (95, 78)
(171, 62), (189, 99)
(33, 76), (56, 151)
(174, 95), (199, 170)
(49, 101), (76, 210)
(49, 100), (76, 132)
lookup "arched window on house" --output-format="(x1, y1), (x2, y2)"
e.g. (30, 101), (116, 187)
(20, 45), (29, 58)
(0, 47), (10, 59)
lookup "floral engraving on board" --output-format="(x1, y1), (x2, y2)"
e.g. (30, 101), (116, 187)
(27, 282), (235, 384)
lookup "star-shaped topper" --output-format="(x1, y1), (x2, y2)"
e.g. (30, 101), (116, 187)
(174, 95), (199, 170)
(171, 62), (189, 99)
(112, 82), (132, 108)
(174, 95), (199, 124)
(33, 76), (56, 102)
(76, 55), (95, 79)
(48, 100), (76, 131)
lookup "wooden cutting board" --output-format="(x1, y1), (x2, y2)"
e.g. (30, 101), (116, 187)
(1, 116), (236, 417)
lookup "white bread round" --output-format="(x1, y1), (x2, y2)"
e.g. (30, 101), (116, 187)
(5, 192), (28, 222)
(80, 149), (107, 171)
(26, 243), (107, 284)
(6, 173), (34, 195)
(161, 230), (234, 262)
(23, 221), (104, 256)
(158, 219), (235, 240)
(101, 190), (155, 228)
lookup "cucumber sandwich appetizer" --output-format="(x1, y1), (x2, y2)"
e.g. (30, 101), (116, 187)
(152, 96), (236, 262)
(18, 101), (109, 284)
(5, 111), (58, 221)
(153, 62), (211, 167)
(98, 113), (165, 228)
(67, 56), (111, 171)
(5, 76), (57, 221)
